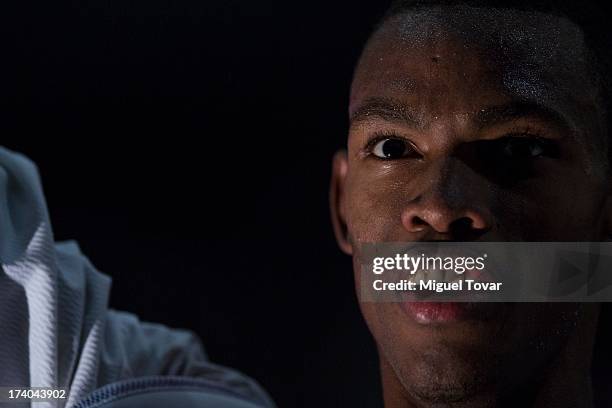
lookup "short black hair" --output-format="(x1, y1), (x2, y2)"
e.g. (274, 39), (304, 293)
(384, 0), (611, 62)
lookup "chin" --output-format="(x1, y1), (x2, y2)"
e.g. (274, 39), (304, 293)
(390, 344), (498, 407)
(366, 304), (509, 407)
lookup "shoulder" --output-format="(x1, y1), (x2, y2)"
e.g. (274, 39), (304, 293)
(98, 310), (275, 407)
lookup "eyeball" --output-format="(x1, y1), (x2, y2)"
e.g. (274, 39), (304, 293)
(502, 137), (545, 159)
(372, 138), (409, 159)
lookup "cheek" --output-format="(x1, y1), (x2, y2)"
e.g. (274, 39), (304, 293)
(351, 254), (385, 339)
(344, 170), (409, 242)
(352, 256), (399, 344)
(509, 171), (608, 240)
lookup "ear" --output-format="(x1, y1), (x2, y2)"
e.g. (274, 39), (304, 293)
(330, 150), (352, 254)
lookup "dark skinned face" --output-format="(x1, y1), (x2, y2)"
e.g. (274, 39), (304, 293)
(331, 7), (612, 408)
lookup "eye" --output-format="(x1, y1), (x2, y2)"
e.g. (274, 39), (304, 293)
(371, 138), (416, 160)
(499, 136), (558, 159)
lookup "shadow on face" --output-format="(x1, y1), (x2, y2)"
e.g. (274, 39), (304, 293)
(330, 6), (611, 407)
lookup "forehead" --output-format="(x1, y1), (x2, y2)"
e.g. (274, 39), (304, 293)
(350, 6), (602, 132)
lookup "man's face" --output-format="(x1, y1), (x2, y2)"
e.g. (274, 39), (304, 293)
(331, 7), (611, 406)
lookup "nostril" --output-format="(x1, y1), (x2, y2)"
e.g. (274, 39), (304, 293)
(451, 217), (475, 231)
(408, 215), (428, 231)
(413, 216), (428, 227)
(449, 216), (489, 240)
(401, 201), (492, 237)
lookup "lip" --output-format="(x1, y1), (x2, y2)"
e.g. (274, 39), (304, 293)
(370, 243), (506, 323)
(399, 267), (501, 323)
(401, 302), (470, 324)
(400, 301), (504, 324)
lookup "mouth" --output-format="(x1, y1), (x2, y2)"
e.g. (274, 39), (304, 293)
(401, 301), (484, 324)
(362, 242), (511, 324)
(402, 302), (464, 323)
(399, 267), (501, 324)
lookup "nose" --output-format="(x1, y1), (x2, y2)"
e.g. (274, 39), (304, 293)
(400, 163), (492, 239)
(401, 199), (490, 235)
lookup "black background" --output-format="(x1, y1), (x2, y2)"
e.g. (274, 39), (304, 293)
(2, 1), (389, 407)
(2, 1), (611, 407)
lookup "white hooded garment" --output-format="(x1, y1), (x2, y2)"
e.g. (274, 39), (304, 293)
(0, 147), (275, 408)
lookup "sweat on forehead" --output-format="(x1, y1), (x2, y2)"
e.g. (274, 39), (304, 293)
(379, 6), (586, 50)
(355, 6), (594, 93)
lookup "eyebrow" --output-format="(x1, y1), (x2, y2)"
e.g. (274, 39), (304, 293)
(349, 97), (572, 132)
(349, 97), (423, 128)
(475, 101), (572, 131)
